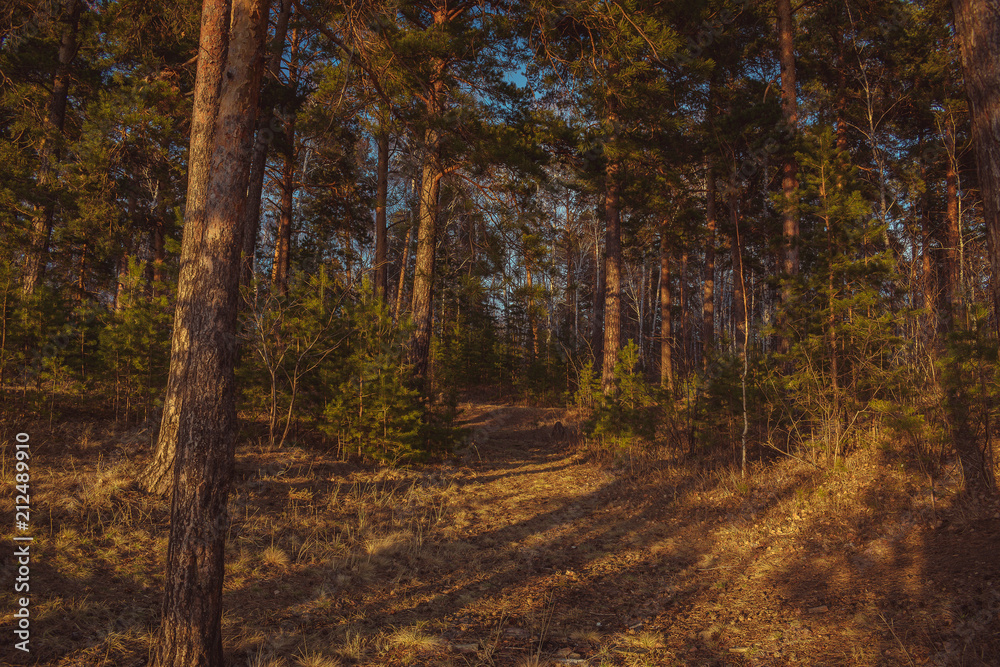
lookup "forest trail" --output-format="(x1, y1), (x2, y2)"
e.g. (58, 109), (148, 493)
(326, 402), (1000, 666)
(10, 405), (1000, 667)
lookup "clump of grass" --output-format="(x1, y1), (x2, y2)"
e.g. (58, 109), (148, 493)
(261, 545), (291, 569)
(294, 648), (341, 667)
(385, 624), (442, 653)
(620, 630), (665, 651)
(335, 632), (366, 662)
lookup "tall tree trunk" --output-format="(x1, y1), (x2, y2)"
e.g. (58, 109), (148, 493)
(834, 25), (849, 155)
(948, 0), (1000, 495)
(679, 250), (688, 371)
(374, 127), (390, 301)
(22, 0), (83, 297)
(591, 208), (605, 365)
(943, 117), (961, 320)
(141, 0), (238, 495)
(271, 120), (295, 295)
(703, 164), (716, 366)
(269, 24), (300, 295)
(730, 194), (746, 358)
(149, 1), (269, 665)
(408, 125), (443, 386)
(239, 0), (293, 286)
(394, 223), (413, 322)
(526, 264), (537, 362)
(776, 0), (799, 328)
(659, 221), (674, 393)
(601, 158), (622, 393)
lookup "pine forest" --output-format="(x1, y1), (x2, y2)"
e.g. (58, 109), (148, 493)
(3, 0), (1000, 665)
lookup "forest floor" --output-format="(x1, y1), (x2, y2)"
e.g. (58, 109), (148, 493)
(2, 403), (1000, 666)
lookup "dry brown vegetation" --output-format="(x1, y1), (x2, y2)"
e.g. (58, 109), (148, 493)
(2, 404), (1000, 666)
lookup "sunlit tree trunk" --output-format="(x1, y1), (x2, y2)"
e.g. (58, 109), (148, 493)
(702, 164), (716, 366)
(408, 123), (443, 385)
(601, 157), (622, 393)
(22, 0), (83, 297)
(149, 1), (269, 665)
(659, 220), (674, 393)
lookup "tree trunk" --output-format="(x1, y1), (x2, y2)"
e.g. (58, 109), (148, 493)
(703, 164), (716, 366)
(142, 0), (231, 497)
(943, 117), (961, 320)
(679, 250), (688, 371)
(239, 0), (294, 286)
(730, 194), (746, 358)
(394, 223), (413, 322)
(271, 25), (300, 296)
(149, 1), (269, 666)
(776, 0), (799, 312)
(271, 114), (296, 295)
(408, 126), (442, 385)
(526, 264), (537, 362)
(949, 0), (1000, 495)
(374, 127), (390, 301)
(659, 221), (674, 393)
(22, 0), (83, 297)
(601, 158), (622, 393)
(591, 207), (605, 366)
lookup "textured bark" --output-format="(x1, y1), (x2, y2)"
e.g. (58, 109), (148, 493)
(22, 0), (83, 296)
(149, 1), (270, 665)
(702, 164), (716, 366)
(659, 221), (674, 392)
(601, 159), (622, 394)
(239, 0), (294, 285)
(142, 0), (231, 497)
(374, 129), (390, 301)
(408, 126), (442, 384)
(949, 0), (1000, 495)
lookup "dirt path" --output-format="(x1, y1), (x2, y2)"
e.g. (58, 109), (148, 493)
(8, 404), (1000, 666)
(338, 403), (1000, 666)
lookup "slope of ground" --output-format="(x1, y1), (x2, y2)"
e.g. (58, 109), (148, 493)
(1, 404), (999, 666)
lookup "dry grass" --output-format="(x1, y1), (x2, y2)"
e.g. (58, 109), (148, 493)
(333, 631), (366, 662)
(384, 624), (443, 653)
(261, 544), (291, 570)
(5, 406), (1000, 666)
(293, 648), (341, 667)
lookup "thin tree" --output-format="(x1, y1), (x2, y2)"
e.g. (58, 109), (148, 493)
(21, 0), (83, 296)
(776, 0), (799, 319)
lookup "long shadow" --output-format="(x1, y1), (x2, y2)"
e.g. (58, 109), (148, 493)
(217, 410), (815, 665)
